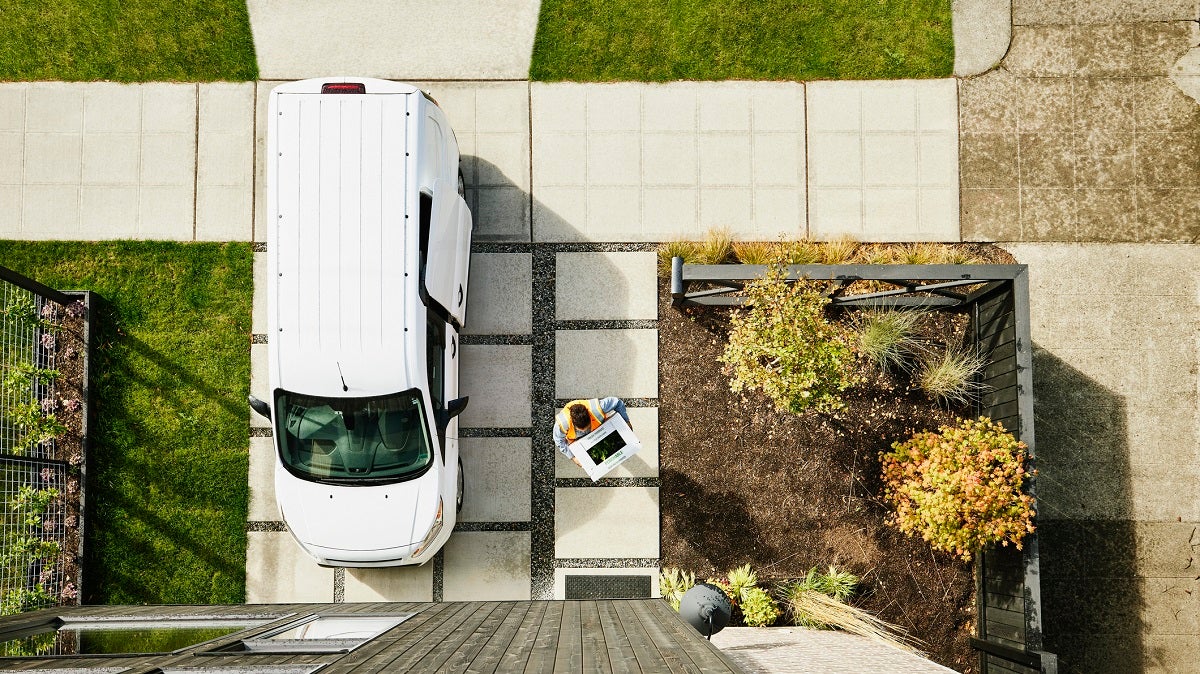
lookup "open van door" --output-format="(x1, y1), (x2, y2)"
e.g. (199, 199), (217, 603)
(425, 179), (472, 326)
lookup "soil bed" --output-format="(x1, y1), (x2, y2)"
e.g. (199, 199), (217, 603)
(658, 247), (1015, 673)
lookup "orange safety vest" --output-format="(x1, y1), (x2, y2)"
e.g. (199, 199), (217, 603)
(557, 399), (606, 441)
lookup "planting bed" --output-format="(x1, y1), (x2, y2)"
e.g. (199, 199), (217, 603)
(658, 245), (1015, 673)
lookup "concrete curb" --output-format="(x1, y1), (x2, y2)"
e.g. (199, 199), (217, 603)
(953, 0), (1012, 77)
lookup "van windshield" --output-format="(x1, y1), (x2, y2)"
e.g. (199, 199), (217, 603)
(275, 389), (433, 484)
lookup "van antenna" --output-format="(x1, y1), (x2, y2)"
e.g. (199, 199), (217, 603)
(336, 362), (348, 392)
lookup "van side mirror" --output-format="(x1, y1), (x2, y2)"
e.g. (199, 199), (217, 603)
(248, 395), (272, 421)
(436, 397), (469, 430)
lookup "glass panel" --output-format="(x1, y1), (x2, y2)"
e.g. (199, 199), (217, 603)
(0, 620), (263, 656)
(267, 616), (404, 641)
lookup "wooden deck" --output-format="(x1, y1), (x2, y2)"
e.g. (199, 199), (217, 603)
(0, 600), (743, 673)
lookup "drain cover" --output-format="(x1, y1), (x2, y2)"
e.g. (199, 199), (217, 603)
(564, 574), (653, 600)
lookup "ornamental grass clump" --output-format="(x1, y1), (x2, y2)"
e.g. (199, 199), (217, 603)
(880, 417), (1036, 561)
(720, 268), (860, 415)
(732, 241), (780, 265)
(657, 240), (700, 275)
(855, 310), (924, 373)
(697, 228), (734, 264)
(916, 344), (988, 407)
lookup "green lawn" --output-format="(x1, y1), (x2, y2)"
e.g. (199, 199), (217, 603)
(530, 0), (953, 81)
(0, 0), (257, 81)
(0, 241), (252, 604)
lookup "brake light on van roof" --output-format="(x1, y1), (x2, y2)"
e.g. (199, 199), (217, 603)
(321, 82), (366, 95)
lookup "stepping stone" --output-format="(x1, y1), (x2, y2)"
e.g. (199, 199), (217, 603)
(196, 82), (254, 242)
(245, 531), (334, 603)
(252, 250), (267, 334)
(250, 342), (270, 429)
(344, 565), (433, 602)
(247, 436), (277, 521)
(555, 329), (657, 399)
(459, 345), (532, 428)
(555, 487), (659, 559)
(442, 531), (532, 601)
(555, 406), (658, 479)
(555, 251), (657, 321)
(953, 0), (1012, 77)
(459, 437), (531, 522)
(553, 567), (661, 600)
(465, 253), (532, 335)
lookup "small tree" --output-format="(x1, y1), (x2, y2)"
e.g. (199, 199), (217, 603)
(719, 268), (859, 414)
(880, 417), (1035, 560)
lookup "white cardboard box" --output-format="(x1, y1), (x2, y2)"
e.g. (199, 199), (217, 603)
(568, 415), (642, 482)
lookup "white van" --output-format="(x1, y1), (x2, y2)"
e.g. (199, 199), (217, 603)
(248, 77), (472, 567)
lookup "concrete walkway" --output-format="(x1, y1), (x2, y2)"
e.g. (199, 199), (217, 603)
(711, 627), (955, 673)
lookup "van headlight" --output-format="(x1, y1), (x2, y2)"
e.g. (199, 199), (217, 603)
(412, 497), (444, 557)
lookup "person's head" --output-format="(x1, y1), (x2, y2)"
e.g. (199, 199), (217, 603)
(569, 404), (590, 430)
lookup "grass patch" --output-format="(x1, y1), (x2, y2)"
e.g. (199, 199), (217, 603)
(0, 241), (252, 604)
(0, 0), (257, 81)
(530, 0), (953, 81)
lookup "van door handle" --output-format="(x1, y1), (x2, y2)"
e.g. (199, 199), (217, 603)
(457, 285), (464, 306)
(451, 336), (456, 358)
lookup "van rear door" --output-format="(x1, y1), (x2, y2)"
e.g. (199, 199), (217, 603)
(424, 180), (472, 326)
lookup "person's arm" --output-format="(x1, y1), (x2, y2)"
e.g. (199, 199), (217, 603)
(553, 423), (572, 457)
(599, 397), (631, 426)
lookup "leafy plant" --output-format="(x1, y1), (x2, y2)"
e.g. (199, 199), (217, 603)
(725, 564), (758, 599)
(739, 586), (780, 627)
(818, 236), (859, 264)
(720, 268), (860, 414)
(5, 402), (67, 454)
(732, 241), (779, 265)
(659, 567), (697, 611)
(855, 310), (924, 372)
(0, 585), (55, 616)
(12, 486), (59, 528)
(697, 228), (734, 264)
(880, 417), (1036, 560)
(916, 344), (988, 407)
(794, 565), (859, 603)
(657, 240), (701, 275)
(782, 583), (920, 652)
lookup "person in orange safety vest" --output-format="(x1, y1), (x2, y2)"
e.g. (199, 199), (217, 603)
(553, 397), (631, 467)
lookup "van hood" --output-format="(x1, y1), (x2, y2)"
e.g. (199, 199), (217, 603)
(275, 462), (440, 553)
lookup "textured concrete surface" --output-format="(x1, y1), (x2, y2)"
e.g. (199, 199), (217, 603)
(807, 79), (959, 242)
(555, 251), (658, 320)
(247, 436), (277, 521)
(246, 0), (541, 80)
(961, 14), (1200, 242)
(555, 329), (658, 399)
(531, 82), (807, 242)
(555, 406), (658, 479)
(343, 565), (433, 602)
(464, 253), (532, 335)
(953, 0), (1013, 76)
(196, 83), (254, 241)
(1004, 242), (1200, 673)
(442, 531), (532, 601)
(252, 251), (267, 334)
(459, 345), (532, 428)
(711, 627), (954, 673)
(555, 487), (660, 558)
(552, 567), (660, 600)
(245, 531), (335, 603)
(459, 437), (532, 522)
(1172, 47), (1200, 104)
(249, 343), (270, 429)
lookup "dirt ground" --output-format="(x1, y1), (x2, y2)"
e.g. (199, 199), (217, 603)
(657, 252), (1016, 672)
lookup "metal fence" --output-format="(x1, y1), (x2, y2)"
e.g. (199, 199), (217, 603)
(671, 259), (1056, 674)
(0, 266), (83, 616)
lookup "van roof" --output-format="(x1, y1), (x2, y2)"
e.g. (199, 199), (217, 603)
(267, 79), (421, 396)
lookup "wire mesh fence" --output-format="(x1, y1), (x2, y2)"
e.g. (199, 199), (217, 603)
(0, 269), (85, 615)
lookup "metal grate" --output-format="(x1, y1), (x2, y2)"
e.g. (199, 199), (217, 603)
(564, 575), (653, 600)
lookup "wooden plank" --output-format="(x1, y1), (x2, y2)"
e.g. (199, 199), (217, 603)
(985, 606), (1025, 628)
(596, 600), (640, 674)
(611, 600), (667, 674)
(465, 600), (534, 674)
(977, 311), (1015, 340)
(580, 600), (611, 674)
(417, 601), (507, 672)
(520, 602), (562, 674)
(623, 600), (691, 674)
(317, 601), (467, 674)
(363, 602), (485, 673)
(984, 619), (1023, 644)
(551, 600), (584, 674)
(643, 598), (740, 673)
(986, 592), (1023, 612)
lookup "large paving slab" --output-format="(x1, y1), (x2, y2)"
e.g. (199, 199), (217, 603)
(246, 1), (541, 80)
(343, 565), (433, 602)
(1003, 242), (1200, 673)
(249, 343), (270, 429)
(806, 79), (960, 242)
(0, 82), (255, 241)
(459, 344), (532, 428)
(247, 436), (277, 521)
(953, 0), (1012, 76)
(555, 251), (658, 320)
(555, 406), (659, 479)
(464, 252), (532, 335)
(442, 531), (532, 601)
(459, 437), (531, 523)
(555, 329), (658, 399)
(961, 19), (1200, 242)
(245, 531), (335, 603)
(555, 487), (660, 559)
(252, 250), (267, 334)
(531, 82), (807, 242)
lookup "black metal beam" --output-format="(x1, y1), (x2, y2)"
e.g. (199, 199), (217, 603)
(682, 263), (1028, 283)
(970, 636), (1056, 673)
(0, 265), (75, 306)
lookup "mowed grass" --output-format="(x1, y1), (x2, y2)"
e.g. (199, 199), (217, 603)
(530, 0), (953, 81)
(0, 0), (257, 81)
(0, 241), (252, 604)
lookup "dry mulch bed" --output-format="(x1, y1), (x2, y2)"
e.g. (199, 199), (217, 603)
(658, 247), (1015, 672)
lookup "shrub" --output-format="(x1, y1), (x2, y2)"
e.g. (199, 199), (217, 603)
(880, 417), (1036, 560)
(720, 268), (860, 414)
(855, 310), (924, 372)
(697, 228), (734, 264)
(916, 344), (987, 406)
(740, 586), (780, 627)
(657, 240), (700, 276)
(659, 567), (696, 611)
(732, 241), (779, 265)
